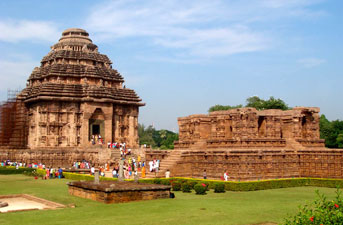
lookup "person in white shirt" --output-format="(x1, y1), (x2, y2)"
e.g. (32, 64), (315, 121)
(149, 161), (153, 172)
(224, 171), (229, 181)
(91, 166), (95, 175)
(165, 169), (170, 178)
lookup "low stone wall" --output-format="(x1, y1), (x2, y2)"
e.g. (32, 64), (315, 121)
(67, 181), (171, 203)
(0, 148), (112, 167)
(169, 148), (343, 181)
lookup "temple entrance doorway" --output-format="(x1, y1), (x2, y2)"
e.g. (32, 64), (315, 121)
(89, 108), (105, 142)
(92, 124), (100, 135)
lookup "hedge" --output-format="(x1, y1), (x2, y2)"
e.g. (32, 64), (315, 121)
(26, 170), (343, 192)
(62, 172), (119, 181)
(0, 166), (36, 175)
(136, 177), (343, 192)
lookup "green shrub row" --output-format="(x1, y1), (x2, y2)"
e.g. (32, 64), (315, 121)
(62, 172), (119, 181)
(32, 170), (343, 192)
(138, 177), (343, 192)
(0, 166), (36, 174)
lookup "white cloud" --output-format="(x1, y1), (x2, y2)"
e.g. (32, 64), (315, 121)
(84, 0), (325, 59)
(0, 60), (36, 95)
(297, 58), (326, 68)
(0, 20), (59, 43)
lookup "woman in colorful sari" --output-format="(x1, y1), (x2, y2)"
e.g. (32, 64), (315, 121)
(141, 166), (146, 178)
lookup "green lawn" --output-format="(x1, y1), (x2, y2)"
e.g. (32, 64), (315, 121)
(0, 175), (338, 225)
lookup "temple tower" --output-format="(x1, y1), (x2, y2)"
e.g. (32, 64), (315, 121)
(17, 28), (144, 149)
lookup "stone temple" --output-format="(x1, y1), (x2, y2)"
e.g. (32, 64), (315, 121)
(0, 28), (144, 165)
(146, 107), (343, 180)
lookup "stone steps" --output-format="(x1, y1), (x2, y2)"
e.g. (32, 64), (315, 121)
(145, 150), (183, 178)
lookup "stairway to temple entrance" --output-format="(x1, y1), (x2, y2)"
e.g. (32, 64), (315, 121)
(145, 150), (183, 178)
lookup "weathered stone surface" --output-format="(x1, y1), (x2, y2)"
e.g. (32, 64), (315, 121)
(67, 181), (171, 203)
(146, 107), (343, 181)
(175, 107), (324, 150)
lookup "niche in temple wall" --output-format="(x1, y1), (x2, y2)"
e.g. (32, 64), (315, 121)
(258, 116), (266, 137)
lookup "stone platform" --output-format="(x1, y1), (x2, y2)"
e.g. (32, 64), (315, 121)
(67, 181), (171, 204)
(0, 194), (65, 213)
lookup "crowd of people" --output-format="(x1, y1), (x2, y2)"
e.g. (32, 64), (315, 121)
(2, 159), (231, 181)
(72, 160), (91, 169)
(91, 134), (104, 145)
(148, 159), (160, 173)
(1, 160), (64, 179)
(106, 142), (132, 157)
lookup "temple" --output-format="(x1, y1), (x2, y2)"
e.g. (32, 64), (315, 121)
(0, 28), (144, 165)
(146, 107), (343, 180)
(175, 107), (324, 150)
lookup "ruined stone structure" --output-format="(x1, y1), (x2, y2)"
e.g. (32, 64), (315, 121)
(146, 107), (343, 180)
(0, 28), (144, 165)
(175, 107), (324, 150)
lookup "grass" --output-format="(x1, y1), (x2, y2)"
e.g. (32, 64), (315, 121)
(0, 175), (339, 225)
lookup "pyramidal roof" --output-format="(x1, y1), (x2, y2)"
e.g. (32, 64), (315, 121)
(18, 28), (144, 106)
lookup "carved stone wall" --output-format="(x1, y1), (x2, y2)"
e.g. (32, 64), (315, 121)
(175, 107), (324, 150)
(167, 149), (343, 180)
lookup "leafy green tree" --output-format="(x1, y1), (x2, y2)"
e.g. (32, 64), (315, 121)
(209, 96), (289, 113)
(336, 133), (343, 148)
(245, 96), (266, 110)
(246, 96), (289, 110)
(138, 124), (179, 149)
(138, 124), (156, 147)
(208, 104), (243, 112)
(319, 115), (343, 148)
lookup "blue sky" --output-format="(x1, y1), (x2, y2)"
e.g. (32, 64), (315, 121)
(0, 0), (342, 131)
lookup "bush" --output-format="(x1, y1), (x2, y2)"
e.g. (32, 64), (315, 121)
(172, 181), (181, 191)
(214, 183), (226, 193)
(161, 179), (171, 185)
(153, 178), (162, 184)
(0, 167), (35, 175)
(284, 189), (343, 225)
(194, 183), (207, 195)
(187, 180), (198, 189)
(182, 182), (192, 193)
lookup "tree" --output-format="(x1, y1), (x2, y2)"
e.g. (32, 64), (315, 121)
(209, 96), (289, 112)
(138, 124), (179, 149)
(208, 104), (243, 112)
(246, 96), (289, 110)
(337, 133), (343, 148)
(138, 124), (156, 147)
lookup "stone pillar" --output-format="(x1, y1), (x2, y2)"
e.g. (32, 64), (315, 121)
(118, 160), (124, 182)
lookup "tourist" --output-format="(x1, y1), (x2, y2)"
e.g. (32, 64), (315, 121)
(203, 169), (207, 179)
(128, 165), (132, 177)
(50, 168), (54, 178)
(58, 167), (63, 179)
(141, 166), (146, 178)
(224, 171), (229, 181)
(46, 168), (50, 179)
(149, 160), (153, 172)
(165, 169), (170, 178)
(91, 166), (95, 175)
(112, 168), (117, 178)
(156, 160), (160, 173)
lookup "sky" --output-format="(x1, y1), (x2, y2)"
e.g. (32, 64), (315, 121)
(0, 0), (342, 131)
